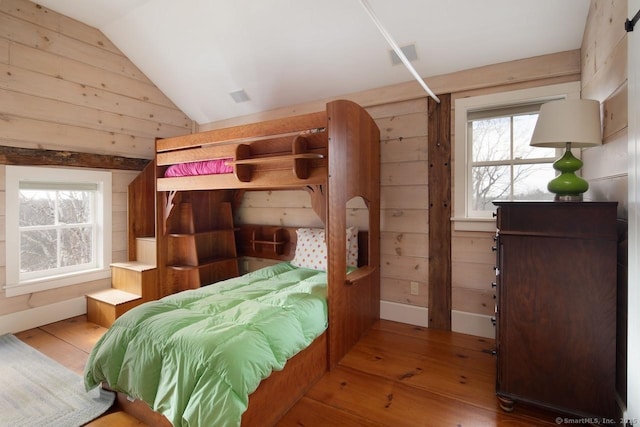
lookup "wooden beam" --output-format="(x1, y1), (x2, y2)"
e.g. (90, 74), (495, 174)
(0, 145), (149, 170)
(428, 94), (452, 330)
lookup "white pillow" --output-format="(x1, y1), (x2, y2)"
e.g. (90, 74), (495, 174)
(291, 228), (327, 270)
(291, 227), (359, 271)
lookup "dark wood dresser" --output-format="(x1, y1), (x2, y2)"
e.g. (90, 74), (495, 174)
(493, 201), (618, 419)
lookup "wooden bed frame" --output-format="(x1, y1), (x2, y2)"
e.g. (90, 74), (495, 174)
(114, 99), (380, 426)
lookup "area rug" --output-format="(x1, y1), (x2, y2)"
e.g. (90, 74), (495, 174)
(0, 334), (115, 427)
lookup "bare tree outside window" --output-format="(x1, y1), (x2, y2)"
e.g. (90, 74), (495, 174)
(19, 189), (95, 275)
(468, 112), (555, 214)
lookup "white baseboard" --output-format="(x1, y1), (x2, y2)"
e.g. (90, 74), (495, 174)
(380, 303), (495, 338)
(380, 300), (429, 327)
(0, 297), (87, 335)
(451, 310), (495, 339)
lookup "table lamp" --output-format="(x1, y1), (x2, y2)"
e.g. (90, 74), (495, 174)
(529, 98), (602, 201)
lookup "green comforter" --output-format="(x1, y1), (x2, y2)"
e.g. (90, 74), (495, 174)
(84, 262), (329, 427)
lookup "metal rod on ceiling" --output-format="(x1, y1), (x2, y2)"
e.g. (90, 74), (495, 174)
(626, 7), (640, 32)
(359, 0), (440, 103)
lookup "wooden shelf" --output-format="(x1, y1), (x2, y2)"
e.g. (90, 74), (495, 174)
(226, 153), (323, 166)
(162, 193), (239, 295)
(251, 239), (286, 246)
(250, 228), (287, 255)
(230, 133), (326, 182)
(168, 228), (239, 238)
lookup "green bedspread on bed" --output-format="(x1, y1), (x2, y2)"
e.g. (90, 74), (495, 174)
(84, 262), (329, 427)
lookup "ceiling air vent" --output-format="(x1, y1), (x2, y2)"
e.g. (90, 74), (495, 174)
(389, 44), (417, 66)
(229, 89), (250, 103)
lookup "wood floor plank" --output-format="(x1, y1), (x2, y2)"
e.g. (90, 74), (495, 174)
(340, 325), (497, 410)
(15, 327), (89, 375)
(39, 315), (107, 353)
(277, 397), (386, 427)
(16, 317), (562, 426)
(303, 366), (556, 426)
(373, 320), (495, 354)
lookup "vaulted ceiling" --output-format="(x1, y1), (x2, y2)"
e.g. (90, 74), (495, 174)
(35, 0), (590, 124)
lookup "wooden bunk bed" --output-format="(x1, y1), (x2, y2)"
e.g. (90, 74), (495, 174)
(86, 99), (380, 426)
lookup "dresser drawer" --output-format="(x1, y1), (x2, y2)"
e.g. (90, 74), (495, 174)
(495, 201), (617, 239)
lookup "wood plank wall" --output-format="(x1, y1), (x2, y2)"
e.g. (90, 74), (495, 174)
(0, 0), (594, 336)
(235, 99), (431, 308)
(219, 53), (582, 335)
(0, 0), (193, 321)
(581, 0), (628, 216)
(580, 0), (629, 407)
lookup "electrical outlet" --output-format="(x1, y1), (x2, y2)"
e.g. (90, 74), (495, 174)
(410, 281), (419, 295)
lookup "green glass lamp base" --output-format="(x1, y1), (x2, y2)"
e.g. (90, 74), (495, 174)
(547, 147), (589, 201)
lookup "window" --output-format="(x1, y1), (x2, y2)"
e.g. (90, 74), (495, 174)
(468, 103), (557, 215)
(5, 166), (112, 296)
(453, 82), (581, 231)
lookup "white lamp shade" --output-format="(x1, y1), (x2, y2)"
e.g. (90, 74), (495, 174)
(530, 99), (602, 148)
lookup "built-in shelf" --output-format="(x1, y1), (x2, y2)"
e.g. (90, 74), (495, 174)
(163, 194), (239, 295)
(228, 133), (326, 182)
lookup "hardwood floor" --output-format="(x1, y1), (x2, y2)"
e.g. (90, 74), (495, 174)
(16, 316), (561, 426)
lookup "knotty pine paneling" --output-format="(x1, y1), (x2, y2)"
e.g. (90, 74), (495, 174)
(0, 63), (189, 129)
(369, 100), (429, 309)
(381, 186), (428, 210)
(581, 0), (628, 87)
(603, 81), (629, 140)
(0, 113), (154, 158)
(452, 287), (495, 317)
(0, 0), (193, 323)
(451, 233), (495, 265)
(380, 254), (428, 284)
(450, 231), (496, 317)
(380, 136), (428, 163)
(583, 128), (628, 182)
(581, 0), (628, 214)
(0, 0), (121, 55)
(0, 39), (8, 63)
(380, 277), (427, 307)
(1, 89), (186, 141)
(451, 261), (494, 292)
(11, 43), (179, 110)
(0, 12), (147, 83)
(379, 232), (428, 258)
(381, 161), (428, 186)
(0, 0), (192, 159)
(376, 112), (428, 141)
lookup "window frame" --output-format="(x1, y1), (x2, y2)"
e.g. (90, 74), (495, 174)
(452, 82), (581, 232)
(5, 166), (112, 297)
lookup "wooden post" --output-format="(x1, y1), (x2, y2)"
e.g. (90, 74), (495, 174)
(427, 94), (452, 330)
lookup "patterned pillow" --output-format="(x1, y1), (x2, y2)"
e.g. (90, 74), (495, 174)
(346, 226), (359, 268)
(291, 228), (327, 270)
(291, 227), (359, 271)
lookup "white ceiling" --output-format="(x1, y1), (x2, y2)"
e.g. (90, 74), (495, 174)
(35, 0), (591, 125)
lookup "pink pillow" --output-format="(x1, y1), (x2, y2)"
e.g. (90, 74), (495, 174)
(164, 159), (233, 177)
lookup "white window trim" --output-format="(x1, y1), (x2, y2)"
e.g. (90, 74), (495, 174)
(452, 81), (581, 232)
(5, 166), (112, 297)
